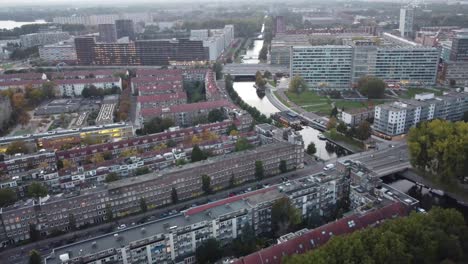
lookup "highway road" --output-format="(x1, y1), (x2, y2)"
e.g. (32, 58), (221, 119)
(0, 157), (323, 263)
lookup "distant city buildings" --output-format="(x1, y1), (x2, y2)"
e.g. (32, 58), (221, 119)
(373, 91), (468, 138)
(274, 16), (286, 34)
(52, 13), (153, 26)
(20, 32), (70, 48)
(115, 19), (135, 41)
(399, 7), (414, 38)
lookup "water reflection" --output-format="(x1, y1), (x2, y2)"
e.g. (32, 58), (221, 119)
(242, 40), (264, 64)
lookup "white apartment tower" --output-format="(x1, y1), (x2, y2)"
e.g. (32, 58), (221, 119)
(399, 7), (414, 38)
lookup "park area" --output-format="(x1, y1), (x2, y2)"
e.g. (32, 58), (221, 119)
(284, 91), (383, 115)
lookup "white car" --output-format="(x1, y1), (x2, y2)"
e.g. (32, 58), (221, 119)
(117, 224), (127, 230)
(323, 164), (335, 171)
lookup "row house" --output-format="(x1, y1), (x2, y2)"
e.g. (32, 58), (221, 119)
(131, 76), (183, 94)
(1, 150), (57, 178)
(55, 77), (121, 97)
(50, 70), (125, 80)
(0, 140), (303, 244)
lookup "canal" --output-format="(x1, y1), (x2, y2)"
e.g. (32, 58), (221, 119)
(232, 25), (338, 160)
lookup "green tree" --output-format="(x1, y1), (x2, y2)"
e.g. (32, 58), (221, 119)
(68, 213), (76, 231)
(330, 106), (338, 117)
(142, 117), (174, 135)
(29, 224), (40, 242)
(355, 120), (371, 140)
(235, 137), (253, 152)
(263, 70), (272, 79)
(0, 188), (17, 207)
(29, 249), (42, 264)
(139, 198), (148, 212)
(271, 197), (301, 236)
(167, 139), (176, 147)
(357, 76), (386, 99)
(337, 121), (348, 134)
(212, 62), (223, 80)
(327, 117), (337, 130)
(279, 160), (288, 173)
(135, 167), (150, 176)
(27, 182), (48, 199)
(171, 187), (179, 204)
(255, 71), (267, 88)
(288, 75), (307, 94)
(227, 123), (238, 134)
(105, 203), (113, 222)
(258, 45), (268, 61)
(255, 160), (264, 180)
(195, 238), (223, 264)
(229, 173), (236, 187)
(191, 145), (207, 162)
(230, 223), (257, 257)
(105, 172), (120, 183)
(284, 208), (468, 264)
(201, 174), (212, 194)
(463, 111), (468, 122)
(306, 142), (317, 155)
(56, 160), (64, 170)
(6, 141), (29, 155)
(207, 108), (225, 122)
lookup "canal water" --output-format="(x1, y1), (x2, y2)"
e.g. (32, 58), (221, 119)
(232, 23), (338, 161)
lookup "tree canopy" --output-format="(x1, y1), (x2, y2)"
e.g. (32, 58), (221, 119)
(27, 182), (48, 199)
(0, 188), (17, 207)
(195, 238), (223, 264)
(6, 141), (29, 155)
(255, 160), (264, 180)
(355, 120), (372, 140)
(408, 120), (467, 185)
(141, 117), (174, 135)
(357, 76), (386, 99)
(29, 249), (42, 264)
(271, 197), (301, 236)
(285, 208), (468, 264)
(235, 137), (253, 152)
(207, 108), (225, 123)
(201, 174), (212, 194)
(289, 75), (308, 94)
(306, 142), (317, 155)
(191, 145), (207, 162)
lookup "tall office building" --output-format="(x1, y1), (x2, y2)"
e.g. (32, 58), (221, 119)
(98, 24), (117, 43)
(399, 7), (414, 38)
(290, 46), (354, 89)
(115, 19), (135, 41)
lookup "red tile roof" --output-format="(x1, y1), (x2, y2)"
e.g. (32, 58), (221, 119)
(233, 202), (409, 264)
(0, 79), (47, 86)
(55, 77), (120, 85)
(138, 84), (183, 92)
(140, 100), (235, 117)
(137, 92), (187, 103)
(51, 70), (124, 78)
(0, 72), (44, 81)
(132, 76), (183, 84)
(135, 69), (183, 77)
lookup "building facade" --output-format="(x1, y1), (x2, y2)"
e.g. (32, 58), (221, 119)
(39, 44), (77, 62)
(399, 8), (414, 37)
(20, 32), (70, 48)
(98, 24), (118, 43)
(0, 139), (303, 245)
(115, 19), (135, 41)
(290, 45), (353, 89)
(373, 91), (468, 137)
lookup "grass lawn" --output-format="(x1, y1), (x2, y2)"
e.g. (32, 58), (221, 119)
(284, 91), (384, 115)
(400, 88), (443, 99)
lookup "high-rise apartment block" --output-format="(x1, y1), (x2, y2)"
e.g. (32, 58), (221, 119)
(115, 19), (135, 41)
(190, 25), (235, 61)
(290, 33), (439, 89)
(98, 24), (118, 43)
(399, 7), (414, 38)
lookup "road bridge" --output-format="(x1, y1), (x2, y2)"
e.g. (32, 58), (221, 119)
(223, 63), (289, 77)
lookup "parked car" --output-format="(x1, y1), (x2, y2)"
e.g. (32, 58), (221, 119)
(117, 224), (126, 230)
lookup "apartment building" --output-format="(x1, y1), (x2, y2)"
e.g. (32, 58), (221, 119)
(50, 70), (125, 80)
(20, 32), (70, 48)
(1, 150), (57, 179)
(399, 7), (414, 37)
(373, 91), (468, 138)
(135, 39), (209, 66)
(0, 139), (303, 244)
(139, 100), (236, 126)
(44, 171), (341, 264)
(98, 24), (118, 43)
(291, 45), (354, 89)
(39, 44), (77, 62)
(132, 76), (184, 95)
(55, 77), (121, 97)
(290, 33), (439, 89)
(190, 25), (235, 61)
(443, 30), (468, 86)
(136, 92), (187, 111)
(339, 107), (374, 126)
